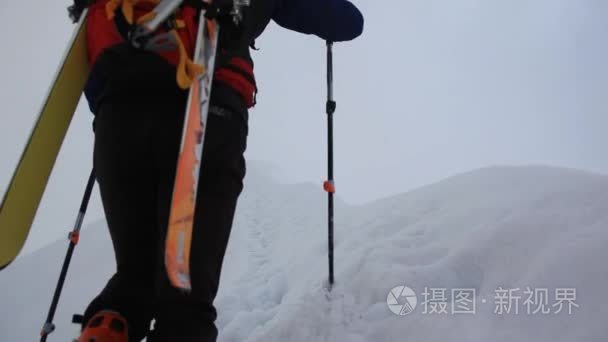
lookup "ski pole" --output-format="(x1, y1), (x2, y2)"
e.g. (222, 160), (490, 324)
(40, 169), (96, 342)
(323, 41), (336, 289)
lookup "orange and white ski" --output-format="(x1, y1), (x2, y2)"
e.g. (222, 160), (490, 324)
(165, 12), (220, 291)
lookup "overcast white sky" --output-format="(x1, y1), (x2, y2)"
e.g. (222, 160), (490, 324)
(0, 0), (607, 254)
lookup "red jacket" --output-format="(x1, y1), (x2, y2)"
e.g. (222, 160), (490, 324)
(84, 0), (364, 113)
(86, 0), (256, 107)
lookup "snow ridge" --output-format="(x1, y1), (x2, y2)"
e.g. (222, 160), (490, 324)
(1, 165), (607, 342)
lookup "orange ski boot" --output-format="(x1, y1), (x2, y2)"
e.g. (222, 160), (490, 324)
(77, 310), (129, 342)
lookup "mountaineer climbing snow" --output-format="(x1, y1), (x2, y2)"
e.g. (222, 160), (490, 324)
(64, 0), (364, 341)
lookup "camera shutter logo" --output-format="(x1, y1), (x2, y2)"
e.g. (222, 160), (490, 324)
(387, 286), (418, 315)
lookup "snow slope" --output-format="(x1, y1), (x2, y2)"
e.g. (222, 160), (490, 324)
(1, 164), (607, 341)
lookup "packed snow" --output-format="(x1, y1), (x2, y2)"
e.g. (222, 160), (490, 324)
(1, 164), (607, 341)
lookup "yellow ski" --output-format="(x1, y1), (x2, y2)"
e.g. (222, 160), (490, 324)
(0, 11), (90, 270)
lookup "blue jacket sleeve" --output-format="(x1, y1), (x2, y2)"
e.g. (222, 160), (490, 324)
(273, 0), (364, 42)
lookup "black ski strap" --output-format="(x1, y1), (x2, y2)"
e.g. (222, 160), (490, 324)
(113, 5), (134, 42)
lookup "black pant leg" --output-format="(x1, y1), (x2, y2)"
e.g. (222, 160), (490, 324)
(85, 44), (248, 340)
(84, 99), (167, 342)
(151, 107), (248, 342)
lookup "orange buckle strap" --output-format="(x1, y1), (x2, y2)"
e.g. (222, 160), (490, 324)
(106, 0), (202, 89)
(173, 27), (204, 89)
(135, 0), (162, 24)
(105, 0), (119, 20)
(133, 4), (202, 89)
